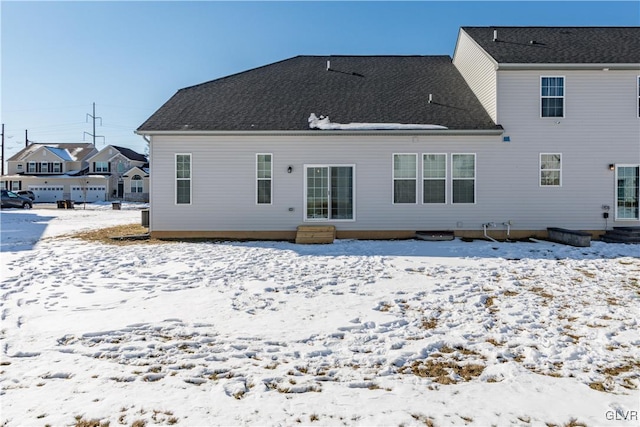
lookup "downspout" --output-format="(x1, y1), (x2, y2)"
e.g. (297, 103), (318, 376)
(483, 223), (499, 243)
(503, 221), (512, 240)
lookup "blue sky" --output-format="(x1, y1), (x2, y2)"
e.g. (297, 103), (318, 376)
(1, 1), (638, 159)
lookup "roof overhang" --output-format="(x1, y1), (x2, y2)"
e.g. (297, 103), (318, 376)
(497, 63), (640, 71)
(135, 129), (504, 137)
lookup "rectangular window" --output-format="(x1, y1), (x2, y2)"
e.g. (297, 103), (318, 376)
(41, 162), (49, 173)
(256, 154), (272, 204)
(305, 165), (354, 220)
(423, 154), (446, 203)
(131, 175), (143, 193)
(52, 162), (62, 173)
(176, 154), (191, 205)
(616, 165), (639, 220)
(541, 76), (565, 117)
(452, 154), (475, 204)
(95, 161), (109, 173)
(540, 154), (562, 186)
(393, 154), (417, 204)
(27, 162), (36, 173)
(17, 164), (23, 172)
(11, 182), (20, 191)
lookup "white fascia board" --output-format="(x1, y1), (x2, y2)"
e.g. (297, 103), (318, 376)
(135, 129), (504, 137)
(497, 63), (640, 71)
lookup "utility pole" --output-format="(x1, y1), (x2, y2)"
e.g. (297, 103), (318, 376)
(25, 129), (29, 147)
(84, 102), (104, 146)
(1, 124), (4, 176)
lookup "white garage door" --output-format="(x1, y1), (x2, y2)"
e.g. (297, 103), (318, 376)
(71, 185), (107, 202)
(29, 185), (64, 203)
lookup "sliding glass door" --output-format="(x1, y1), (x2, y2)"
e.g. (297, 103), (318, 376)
(305, 166), (354, 220)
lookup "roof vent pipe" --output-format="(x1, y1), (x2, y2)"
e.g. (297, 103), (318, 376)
(326, 60), (330, 71)
(493, 29), (498, 42)
(428, 94), (433, 104)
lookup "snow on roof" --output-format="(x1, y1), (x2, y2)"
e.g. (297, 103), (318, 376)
(45, 147), (73, 161)
(308, 113), (448, 131)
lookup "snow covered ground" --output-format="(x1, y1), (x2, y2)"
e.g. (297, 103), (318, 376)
(1, 204), (638, 427)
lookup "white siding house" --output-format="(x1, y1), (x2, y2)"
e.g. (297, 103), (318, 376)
(137, 27), (640, 241)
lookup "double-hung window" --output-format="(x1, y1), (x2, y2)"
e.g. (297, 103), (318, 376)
(393, 154), (417, 204)
(95, 161), (109, 173)
(52, 162), (61, 173)
(256, 154), (272, 204)
(540, 154), (562, 186)
(423, 154), (446, 203)
(452, 154), (475, 204)
(131, 175), (143, 193)
(41, 162), (49, 173)
(541, 76), (565, 117)
(176, 154), (191, 205)
(27, 162), (36, 173)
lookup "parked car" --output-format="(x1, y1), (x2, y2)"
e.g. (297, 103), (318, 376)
(1, 190), (33, 209)
(16, 190), (36, 201)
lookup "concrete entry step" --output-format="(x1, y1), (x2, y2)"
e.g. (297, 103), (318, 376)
(295, 225), (336, 244)
(547, 227), (591, 247)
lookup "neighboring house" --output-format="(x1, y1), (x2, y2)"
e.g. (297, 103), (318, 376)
(85, 145), (149, 201)
(136, 26), (640, 240)
(1, 143), (104, 203)
(1, 143), (149, 203)
(121, 166), (150, 202)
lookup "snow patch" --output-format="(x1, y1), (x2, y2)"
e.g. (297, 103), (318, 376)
(308, 113), (448, 130)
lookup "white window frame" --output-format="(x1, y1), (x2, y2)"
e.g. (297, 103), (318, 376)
(615, 164), (640, 221)
(175, 153), (192, 205)
(11, 181), (20, 191)
(256, 153), (273, 205)
(131, 174), (143, 193)
(27, 162), (36, 173)
(95, 161), (109, 173)
(541, 76), (565, 118)
(392, 153), (418, 204)
(452, 153), (476, 204)
(41, 162), (49, 173)
(52, 162), (62, 173)
(540, 153), (562, 187)
(422, 153), (447, 204)
(303, 164), (356, 222)
(16, 164), (23, 172)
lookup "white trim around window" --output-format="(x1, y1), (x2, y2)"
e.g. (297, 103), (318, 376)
(175, 153), (192, 205)
(304, 164), (356, 222)
(256, 153), (273, 205)
(392, 153), (418, 204)
(540, 153), (562, 187)
(422, 153), (447, 204)
(540, 76), (565, 118)
(452, 153), (476, 204)
(615, 164), (639, 221)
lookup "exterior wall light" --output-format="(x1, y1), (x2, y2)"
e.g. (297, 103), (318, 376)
(609, 164), (615, 171)
(287, 166), (293, 174)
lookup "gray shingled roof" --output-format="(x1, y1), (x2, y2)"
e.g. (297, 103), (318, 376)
(112, 145), (147, 162)
(462, 27), (640, 64)
(137, 55), (499, 132)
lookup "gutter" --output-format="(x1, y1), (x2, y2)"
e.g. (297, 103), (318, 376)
(134, 128), (504, 137)
(497, 63), (640, 71)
